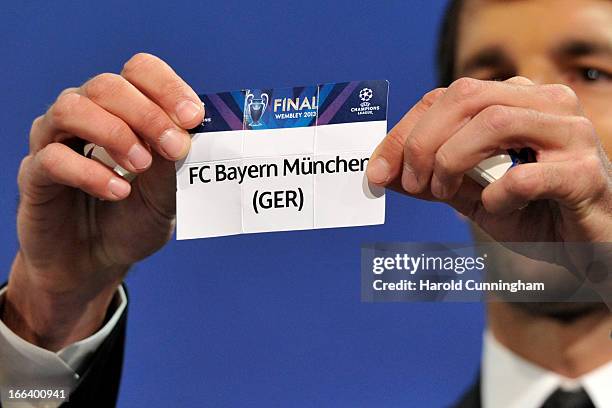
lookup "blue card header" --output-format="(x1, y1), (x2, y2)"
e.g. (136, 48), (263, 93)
(190, 80), (389, 133)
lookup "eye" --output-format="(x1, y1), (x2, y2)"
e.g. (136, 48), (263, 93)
(465, 68), (516, 83)
(578, 67), (612, 82)
(491, 75), (512, 82)
(482, 72), (516, 82)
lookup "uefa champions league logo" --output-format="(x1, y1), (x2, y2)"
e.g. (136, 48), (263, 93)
(351, 87), (381, 116)
(245, 91), (270, 127)
(359, 88), (373, 102)
(359, 88), (373, 107)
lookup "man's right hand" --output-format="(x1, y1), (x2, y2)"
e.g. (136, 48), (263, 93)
(2, 53), (204, 351)
(367, 77), (612, 244)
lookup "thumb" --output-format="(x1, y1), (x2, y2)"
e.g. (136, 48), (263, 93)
(134, 150), (177, 221)
(366, 88), (446, 186)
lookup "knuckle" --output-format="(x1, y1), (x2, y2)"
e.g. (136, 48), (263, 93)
(420, 88), (446, 107)
(37, 144), (63, 174)
(434, 148), (454, 175)
(106, 120), (132, 149)
(447, 77), (483, 101)
(160, 77), (188, 99)
(565, 155), (606, 203)
(122, 52), (159, 76)
(385, 128), (407, 152)
(480, 191), (497, 214)
(568, 116), (596, 144)
(404, 134), (425, 160)
(581, 154), (605, 180)
(480, 105), (513, 132)
(17, 155), (34, 188)
(140, 106), (172, 137)
(84, 73), (124, 101)
(30, 115), (44, 135)
(29, 115), (45, 151)
(543, 84), (579, 108)
(77, 165), (97, 190)
(48, 92), (81, 125)
(58, 87), (79, 99)
(506, 75), (533, 84)
(541, 165), (560, 194)
(504, 168), (532, 197)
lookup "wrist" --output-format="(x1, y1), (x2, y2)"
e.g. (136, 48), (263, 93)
(1, 252), (127, 351)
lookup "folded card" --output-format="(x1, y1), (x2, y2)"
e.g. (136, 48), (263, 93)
(175, 80), (389, 239)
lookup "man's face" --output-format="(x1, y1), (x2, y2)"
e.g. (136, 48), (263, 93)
(455, 0), (612, 319)
(456, 0), (612, 156)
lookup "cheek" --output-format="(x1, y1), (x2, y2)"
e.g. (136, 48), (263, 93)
(576, 95), (612, 158)
(592, 115), (612, 160)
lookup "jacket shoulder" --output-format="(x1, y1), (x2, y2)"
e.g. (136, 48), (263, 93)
(450, 375), (481, 408)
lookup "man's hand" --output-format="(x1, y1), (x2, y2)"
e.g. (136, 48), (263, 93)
(367, 76), (612, 243)
(2, 53), (204, 351)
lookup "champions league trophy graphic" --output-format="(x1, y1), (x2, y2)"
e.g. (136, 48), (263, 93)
(245, 91), (269, 127)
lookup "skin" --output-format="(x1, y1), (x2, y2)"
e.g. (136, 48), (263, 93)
(2, 53), (204, 351)
(1, 0), (610, 385)
(367, 0), (612, 378)
(461, 0), (612, 379)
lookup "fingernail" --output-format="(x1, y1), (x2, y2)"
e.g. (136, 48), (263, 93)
(127, 144), (152, 170)
(108, 177), (131, 199)
(401, 163), (419, 193)
(366, 157), (391, 184)
(431, 173), (447, 199)
(159, 129), (188, 160)
(175, 100), (202, 125)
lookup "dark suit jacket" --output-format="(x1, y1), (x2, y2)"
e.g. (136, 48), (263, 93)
(0, 283), (128, 408)
(451, 377), (481, 408)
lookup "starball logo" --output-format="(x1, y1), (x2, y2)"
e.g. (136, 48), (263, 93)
(359, 88), (373, 102)
(352, 87), (381, 116)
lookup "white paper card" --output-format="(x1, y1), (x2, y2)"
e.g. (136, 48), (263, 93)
(176, 80), (389, 240)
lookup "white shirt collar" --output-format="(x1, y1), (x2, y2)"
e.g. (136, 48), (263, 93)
(482, 330), (612, 408)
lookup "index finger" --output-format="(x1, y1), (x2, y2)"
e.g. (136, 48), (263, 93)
(366, 88), (446, 185)
(402, 78), (581, 194)
(121, 53), (204, 129)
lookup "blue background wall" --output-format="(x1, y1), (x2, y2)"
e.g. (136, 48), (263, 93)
(0, 1), (484, 406)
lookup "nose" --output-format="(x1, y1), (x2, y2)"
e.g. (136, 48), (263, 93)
(517, 58), (563, 85)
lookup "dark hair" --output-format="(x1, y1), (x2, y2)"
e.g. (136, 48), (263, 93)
(436, 0), (465, 87)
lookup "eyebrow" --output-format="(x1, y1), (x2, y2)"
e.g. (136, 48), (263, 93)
(458, 38), (612, 76)
(554, 39), (612, 59)
(458, 46), (512, 75)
